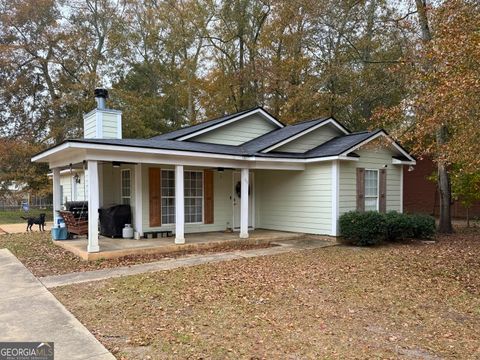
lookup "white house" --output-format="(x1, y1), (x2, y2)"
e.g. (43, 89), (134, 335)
(32, 89), (415, 253)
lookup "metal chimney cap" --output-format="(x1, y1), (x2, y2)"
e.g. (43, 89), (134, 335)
(94, 88), (109, 99)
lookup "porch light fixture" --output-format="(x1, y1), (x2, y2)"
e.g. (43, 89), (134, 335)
(112, 161), (121, 168)
(217, 167), (225, 172)
(408, 165), (415, 172)
(73, 173), (81, 184)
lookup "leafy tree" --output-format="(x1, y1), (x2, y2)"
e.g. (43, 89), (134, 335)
(451, 168), (480, 227)
(375, 0), (479, 233)
(0, 138), (50, 195)
(4, 0), (473, 206)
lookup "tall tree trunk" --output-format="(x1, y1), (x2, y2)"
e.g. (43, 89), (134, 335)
(359, 0), (376, 121)
(237, 0), (247, 110)
(437, 157), (453, 233)
(436, 126), (453, 233)
(415, 0), (453, 233)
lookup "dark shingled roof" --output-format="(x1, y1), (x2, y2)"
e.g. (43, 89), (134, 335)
(242, 117), (331, 153)
(251, 131), (378, 159)
(304, 130), (379, 158)
(34, 106), (412, 162)
(66, 138), (249, 156)
(61, 129), (381, 159)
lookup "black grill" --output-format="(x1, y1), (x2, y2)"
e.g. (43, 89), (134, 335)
(98, 204), (132, 238)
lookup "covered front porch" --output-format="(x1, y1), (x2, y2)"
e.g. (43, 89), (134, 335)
(48, 148), (307, 255)
(54, 229), (305, 261)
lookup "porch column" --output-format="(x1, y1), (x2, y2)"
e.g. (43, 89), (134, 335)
(240, 168), (249, 238)
(331, 160), (340, 236)
(175, 165), (185, 244)
(87, 160), (100, 252)
(52, 168), (61, 224)
(134, 163), (143, 236)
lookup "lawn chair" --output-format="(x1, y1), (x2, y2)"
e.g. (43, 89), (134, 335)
(58, 210), (88, 236)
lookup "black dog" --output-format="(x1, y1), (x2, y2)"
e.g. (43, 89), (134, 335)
(21, 213), (46, 231)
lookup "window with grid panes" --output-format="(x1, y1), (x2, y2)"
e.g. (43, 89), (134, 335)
(184, 171), (203, 223)
(161, 170), (175, 224)
(121, 169), (131, 205)
(364, 169), (379, 211)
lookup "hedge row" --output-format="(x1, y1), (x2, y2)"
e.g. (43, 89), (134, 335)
(339, 211), (436, 246)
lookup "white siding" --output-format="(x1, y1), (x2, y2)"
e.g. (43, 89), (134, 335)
(275, 124), (340, 153)
(83, 112), (97, 138)
(256, 163), (332, 234)
(189, 114), (277, 145)
(60, 174), (71, 206)
(339, 147), (402, 215)
(59, 171), (88, 205)
(142, 166), (233, 233)
(83, 109), (121, 139)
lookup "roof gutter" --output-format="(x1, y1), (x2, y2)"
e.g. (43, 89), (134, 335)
(31, 140), (358, 165)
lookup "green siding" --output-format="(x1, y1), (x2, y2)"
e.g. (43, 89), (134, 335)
(101, 164), (120, 206)
(190, 114), (277, 145)
(275, 124), (341, 153)
(101, 163), (135, 207)
(256, 163), (332, 234)
(339, 148), (402, 215)
(102, 112), (120, 138)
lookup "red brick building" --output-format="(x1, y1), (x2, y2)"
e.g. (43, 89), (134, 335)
(403, 158), (480, 218)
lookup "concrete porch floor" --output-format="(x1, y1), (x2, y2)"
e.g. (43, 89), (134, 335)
(54, 229), (305, 261)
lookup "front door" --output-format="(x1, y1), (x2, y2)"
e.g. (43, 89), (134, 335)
(232, 172), (254, 230)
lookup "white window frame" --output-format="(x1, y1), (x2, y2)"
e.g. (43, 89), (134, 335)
(60, 185), (64, 207)
(364, 169), (379, 211)
(184, 170), (204, 225)
(71, 176), (78, 201)
(121, 169), (131, 205)
(158, 169), (205, 225)
(161, 169), (176, 225)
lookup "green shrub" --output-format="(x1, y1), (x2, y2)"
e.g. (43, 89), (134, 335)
(385, 211), (414, 241)
(339, 211), (436, 246)
(409, 213), (436, 239)
(339, 211), (387, 246)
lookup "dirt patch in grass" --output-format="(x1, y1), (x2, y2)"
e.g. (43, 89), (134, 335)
(52, 228), (480, 359)
(0, 232), (273, 277)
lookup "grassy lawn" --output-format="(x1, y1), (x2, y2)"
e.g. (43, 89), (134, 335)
(0, 208), (53, 224)
(0, 232), (272, 277)
(51, 227), (480, 359)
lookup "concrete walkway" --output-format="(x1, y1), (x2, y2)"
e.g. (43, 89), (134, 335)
(0, 249), (115, 360)
(40, 238), (335, 288)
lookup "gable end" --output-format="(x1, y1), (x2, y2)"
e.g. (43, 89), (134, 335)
(177, 108), (284, 142)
